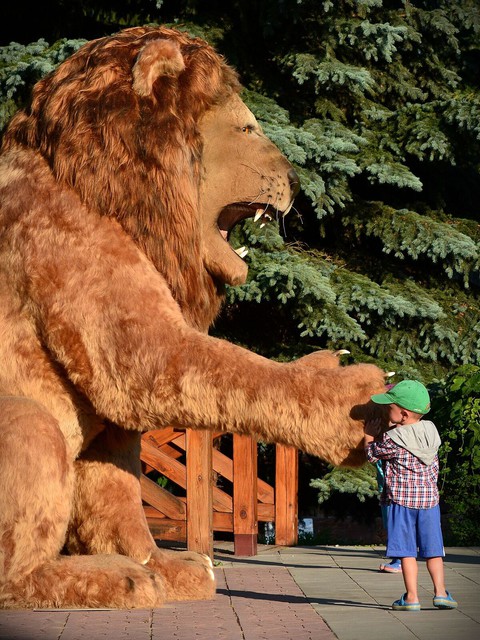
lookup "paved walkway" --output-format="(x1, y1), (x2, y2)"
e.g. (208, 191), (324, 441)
(1, 544), (479, 640)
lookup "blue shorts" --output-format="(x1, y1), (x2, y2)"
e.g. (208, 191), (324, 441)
(386, 503), (445, 559)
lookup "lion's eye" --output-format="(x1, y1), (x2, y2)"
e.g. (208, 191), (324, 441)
(242, 125), (254, 134)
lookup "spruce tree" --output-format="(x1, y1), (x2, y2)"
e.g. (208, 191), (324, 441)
(2, 0), (479, 533)
(209, 0), (480, 382)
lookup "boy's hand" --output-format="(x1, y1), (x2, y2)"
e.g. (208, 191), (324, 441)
(364, 417), (383, 437)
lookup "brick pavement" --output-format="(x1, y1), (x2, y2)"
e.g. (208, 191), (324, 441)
(222, 565), (333, 640)
(0, 563), (334, 640)
(2, 545), (478, 640)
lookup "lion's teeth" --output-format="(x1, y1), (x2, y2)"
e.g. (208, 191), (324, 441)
(234, 246), (248, 258)
(254, 209), (263, 222)
(283, 201), (293, 216)
(265, 214), (272, 221)
(260, 222), (266, 228)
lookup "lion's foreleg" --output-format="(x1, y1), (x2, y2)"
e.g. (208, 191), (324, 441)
(67, 425), (216, 602)
(66, 427), (156, 562)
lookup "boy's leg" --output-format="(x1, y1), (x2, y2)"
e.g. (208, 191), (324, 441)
(417, 505), (454, 602)
(379, 503), (403, 571)
(401, 557), (419, 603)
(427, 556), (458, 608)
(426, 557), (447, 597)
(380, 558), (402, 572)
(387, 504), (420, 605)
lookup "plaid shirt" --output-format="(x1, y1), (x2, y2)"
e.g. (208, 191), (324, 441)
(366, 433), (439, 509)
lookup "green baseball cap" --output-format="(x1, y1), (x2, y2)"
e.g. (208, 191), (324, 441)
(371, 380), (431, 414)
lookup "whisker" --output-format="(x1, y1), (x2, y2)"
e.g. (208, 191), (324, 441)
(282, 211), (287, 237)
(239, 163), (265, 178)
(271, 197), (279, 218)
(290, 204), (303, 224)
(247, 191), (269, 207)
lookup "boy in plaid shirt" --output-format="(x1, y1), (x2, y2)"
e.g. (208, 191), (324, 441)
(364, 380), (458, 612)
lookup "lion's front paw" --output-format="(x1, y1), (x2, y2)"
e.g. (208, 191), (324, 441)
(146, 548), (216, 602)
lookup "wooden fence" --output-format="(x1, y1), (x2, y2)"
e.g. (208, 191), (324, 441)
(140, 428), (298, 558)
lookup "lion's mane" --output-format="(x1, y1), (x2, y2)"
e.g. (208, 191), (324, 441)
(4, 26), (241, 329)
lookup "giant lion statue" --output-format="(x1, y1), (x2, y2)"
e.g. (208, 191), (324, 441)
(0, 26), (386, 609)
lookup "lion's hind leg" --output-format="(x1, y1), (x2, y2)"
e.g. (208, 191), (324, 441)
(0, 397), (165, 609)
(4, 554), (165, 609)
(0, 397), (74, 585)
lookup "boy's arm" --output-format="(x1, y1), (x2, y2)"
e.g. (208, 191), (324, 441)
(364, 423), (399, 462)
(364, 418), (382, 446)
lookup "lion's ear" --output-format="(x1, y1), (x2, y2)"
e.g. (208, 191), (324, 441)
(132, 39), (185, 96)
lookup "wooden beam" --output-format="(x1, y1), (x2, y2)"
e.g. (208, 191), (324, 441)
(233, 434), (258, 556)
(141, 430), (295, 557)
(144, 505), (165, 519)
(145, 513), (187, 542)
(143, 428), (181, 448)
(186, 429), (213, 558)
(211, 448), (274, 504)
(140, 474), (186, 520)
(169, 433), (274, 504)
(141, 440), (186, 487)
(257, 502), (275, 521)
(212, 511), (233, 532)
(141, 438), (232, 512)
(274, 445), (298, 546)
(212, 490), (233, 512)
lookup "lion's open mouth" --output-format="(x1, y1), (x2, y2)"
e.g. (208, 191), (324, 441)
(203, 200), (294, 288)
(217, 203), (282, 258)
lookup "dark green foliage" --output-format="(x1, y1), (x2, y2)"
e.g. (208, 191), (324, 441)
(431, 365), (480, 545)
(309, 464), (381, 524)
(216, 0), (480, 382)
(0, 1), (161, 46)
(310, 464), (378, 504)
(0, 39), (87, 131)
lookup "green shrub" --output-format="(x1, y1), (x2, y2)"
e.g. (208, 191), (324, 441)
(431, 365), (480, 545)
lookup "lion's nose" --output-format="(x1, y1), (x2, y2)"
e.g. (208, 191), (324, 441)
(288, 168), (300, 198)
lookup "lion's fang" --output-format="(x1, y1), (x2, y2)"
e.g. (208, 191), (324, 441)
(254, 209), (264, 223)
(234, 246), (248, 258)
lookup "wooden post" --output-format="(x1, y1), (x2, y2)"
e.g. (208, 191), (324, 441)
(233, 434), (258, 556)
(186, 429), (213, 558)
(275, 445), (298, 546)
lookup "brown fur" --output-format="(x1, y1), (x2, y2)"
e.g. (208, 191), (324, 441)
(0, 26), (386, 609)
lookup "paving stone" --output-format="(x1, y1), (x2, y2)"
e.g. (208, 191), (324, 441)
(0, 545), (478, 640)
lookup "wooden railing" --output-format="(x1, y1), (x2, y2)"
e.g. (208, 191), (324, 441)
(140, 428), (298, 558)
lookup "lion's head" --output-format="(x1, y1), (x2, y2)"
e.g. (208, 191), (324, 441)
(3, 26), (299, 331)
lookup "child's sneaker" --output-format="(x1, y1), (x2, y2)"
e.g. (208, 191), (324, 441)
(433, 591), (458, 609)
(392, 593), (421, 611)
(379, 558), (402, 573)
